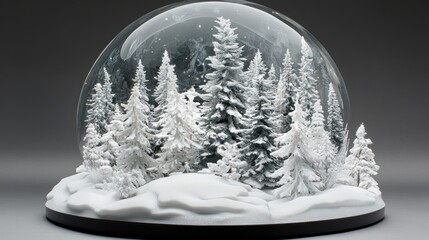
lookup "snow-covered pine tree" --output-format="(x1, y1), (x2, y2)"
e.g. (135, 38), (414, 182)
(330, 129), (350, 187)
(86, 83), (105, 134)
(152, 51), (174, 151)
(200, 142), (247, 181)
(114, 103), (123, 114)
(97, 168), (146, 199)
(133, 59), (149, 101)
(184, 86), (201, 126)
(156, 65), (203, 174)
(345, 124), (380, 193)
(273, 49), (297, 133)
(115, 82), (155, 182)
(307, 99), (337, 186)
(240, 52), (278, 189)
(83, 123), (102, 172)
(82, 123), (110, 182)
(270, 97), (323, 199)
(98, 105), (124, 167)
(153, 50), (172, 123)
(200, 17), (247, 161)
(245, 50), (266, 88)
(112, 169), (146, 199)
(266, 64), (278, 109)
(85, 68), (115, 134)
(267, 64), (278, 92)
(182, 86), (203, 171)
(298, 37), (318, 117)
(101, 68), (115, 123)
(327, 83), (345, 147)
(132, 59), (157, 137)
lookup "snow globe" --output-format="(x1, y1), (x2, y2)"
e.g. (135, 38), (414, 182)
(46, 0), (385, 238)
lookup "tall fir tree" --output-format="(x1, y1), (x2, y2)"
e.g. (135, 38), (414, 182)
(200, 17), (247, 161)
(133, 59), (149, 102)
(132, 59), (156, 137)
(270, 97), (323, 199)
(85, 68), (115, 134)
(115, 82), (155, 181)
(266, 64), (278, 109)
(152, 51), (174, 151)
(273, 50), (297, 133)
(345, 124), (379, 192)
(153, 50), (172, 124)
(245, 49), (266, 88)
(327, 83), (345, 147)
(307, 99), (337, 186)
(298, 37), (318, 117)
(267, 64), (278, 92)
(156, 66), (202, 174)
(101, 68), (115, 123)
(86, 83), (105, 133)
(241, 52), (278, 189)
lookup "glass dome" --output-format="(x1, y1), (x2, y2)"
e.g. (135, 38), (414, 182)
(77, 0), (350, 154)
(47, 1), (385, 238)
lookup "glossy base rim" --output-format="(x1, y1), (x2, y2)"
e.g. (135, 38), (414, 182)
(46, 206), (384, 239)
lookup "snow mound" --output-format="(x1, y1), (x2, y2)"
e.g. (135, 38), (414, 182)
(269, 185), (381, 222)
(46, 173), (384, 225)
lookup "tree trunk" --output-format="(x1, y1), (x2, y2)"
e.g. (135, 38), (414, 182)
(357, 171), (360, 187)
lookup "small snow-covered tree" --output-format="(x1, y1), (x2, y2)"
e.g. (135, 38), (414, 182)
(200, 143), (247, 181)
(327, 83), (345, 147)
(200, 17), (247, 161)
(98, 168), (146, 199)
(156, 65), (202, 174)
(240, 53), (278, 189)
(153, 50), (172, 123)
(345, 124), (379, 192)
(270, 97), (323, 199)
(86, 68), (115, 134)
(83, 123), (102, 172)
(115, 82), (155, 181)
(273, 50), (297, 133)
(182, 86), (204, 171)
(184, 86), (201, 126)
(307, 99), (337, 186)
(82, 123), (110, 182)
(298, 37), (318, 117)
(331, 129), (350, 186)
(98, 106), (124, 166)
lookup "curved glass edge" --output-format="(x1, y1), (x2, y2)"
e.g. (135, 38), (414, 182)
(76, 0), (350, 153)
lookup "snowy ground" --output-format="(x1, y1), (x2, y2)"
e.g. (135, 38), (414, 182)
(46, 173), (384, 225)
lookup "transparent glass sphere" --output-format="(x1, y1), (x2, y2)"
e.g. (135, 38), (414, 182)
(77, 0), (350, 153)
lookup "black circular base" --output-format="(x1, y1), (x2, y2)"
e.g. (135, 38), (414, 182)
(46, 207), (384, 239)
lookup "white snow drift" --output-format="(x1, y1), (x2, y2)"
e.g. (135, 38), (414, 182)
(46, 173), (384, 225)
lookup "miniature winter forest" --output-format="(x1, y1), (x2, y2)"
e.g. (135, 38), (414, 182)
(79, 17), (379, 201)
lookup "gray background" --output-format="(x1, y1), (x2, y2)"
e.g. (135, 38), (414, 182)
(0, 0), (428, 239)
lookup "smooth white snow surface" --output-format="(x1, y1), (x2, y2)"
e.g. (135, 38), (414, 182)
(46, 173), (384, 225)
